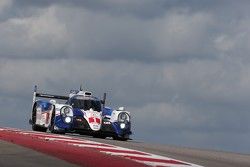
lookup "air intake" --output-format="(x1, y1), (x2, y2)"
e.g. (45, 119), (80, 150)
(84, 91), (92, 96)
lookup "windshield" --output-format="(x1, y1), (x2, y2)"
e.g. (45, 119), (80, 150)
(70, 99), (102, 112)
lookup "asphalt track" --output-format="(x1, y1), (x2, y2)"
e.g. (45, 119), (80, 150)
(0, 140), (77, 167)
(1, 127), (250, 167)
(74, 135), (250, 167)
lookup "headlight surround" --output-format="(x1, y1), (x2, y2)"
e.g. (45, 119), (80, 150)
(60, 106), (73, 117)
(118, 112), (130, 123)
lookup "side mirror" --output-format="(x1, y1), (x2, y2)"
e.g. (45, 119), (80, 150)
(118, 107), (125, 111)
(50, 99), (57, 104)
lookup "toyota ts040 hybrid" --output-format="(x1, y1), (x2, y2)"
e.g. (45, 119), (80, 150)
(29, 86), (132, 141)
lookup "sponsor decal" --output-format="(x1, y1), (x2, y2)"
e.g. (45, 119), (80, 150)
(88, 117), (101, 124)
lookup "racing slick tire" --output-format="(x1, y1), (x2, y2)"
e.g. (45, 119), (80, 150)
(49, 124), (65, 134)
(93, 133), (106, 139)
(113, 136), (128, 141)
(32, 125), (47, 132)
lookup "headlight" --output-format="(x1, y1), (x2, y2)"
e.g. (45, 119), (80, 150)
(120, 123), (126, 129)
(64, 116), (72, 123)
(118, 112), (130, 123)
(60, 106), (73, 117)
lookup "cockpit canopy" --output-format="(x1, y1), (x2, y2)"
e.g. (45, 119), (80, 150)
(68, 95), (102, 112)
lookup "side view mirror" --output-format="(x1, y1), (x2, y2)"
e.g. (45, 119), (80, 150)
(118, 107), (125, 111)
(50, 99), (57, 104)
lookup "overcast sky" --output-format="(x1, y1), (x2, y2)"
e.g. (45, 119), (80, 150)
(1, 0), (250, 154)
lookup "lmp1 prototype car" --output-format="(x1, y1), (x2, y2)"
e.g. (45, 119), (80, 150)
(29, 86), (132, 141)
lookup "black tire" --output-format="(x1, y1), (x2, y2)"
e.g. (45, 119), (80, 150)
(49, 109), (56, 133)
(93, 133), (106, 139)
(49, 123), (57, 134)
(32, 124), (47, 132)
(50, 124), (65, 134)
(113, 136), (128, 141)
(49, 108), (65, 134)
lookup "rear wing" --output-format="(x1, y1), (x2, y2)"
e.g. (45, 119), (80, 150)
(33, 85), (69, 103)
(32, 85), (106, 106)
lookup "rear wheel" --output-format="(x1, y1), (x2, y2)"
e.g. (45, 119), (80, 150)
(49, 110), (56, 133)
(32, 125), (47, 132)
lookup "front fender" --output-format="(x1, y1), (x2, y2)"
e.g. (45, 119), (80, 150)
(51, 104), (74, 131)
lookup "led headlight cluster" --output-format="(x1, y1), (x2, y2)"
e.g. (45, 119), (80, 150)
(60, 106), (72, 116)
(120, 123), (126, 129)
(118, 112), (130, 129)
(64, 116), (72, 123)
(118, 112), (130, 123)
(60, 106), (73, 123)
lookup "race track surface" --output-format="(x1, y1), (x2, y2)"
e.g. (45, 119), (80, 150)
(1, 127), (250, 167)
(0, 140), (77, 167)
(74, 134), (250, 167)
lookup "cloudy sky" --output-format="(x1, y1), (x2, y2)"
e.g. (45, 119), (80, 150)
(1, 0), (250, 154)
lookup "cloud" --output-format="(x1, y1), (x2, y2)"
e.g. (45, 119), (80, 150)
(2, 1), (250, 63)
(0, 4), (219, 62)
(11, 0), (227, 20)
(150, 10), (216, 61)
(0, 6), (69, 59)
(0, 0), (12, 12)
(11, 0), (179, 19)
(0, 0), (13, 21)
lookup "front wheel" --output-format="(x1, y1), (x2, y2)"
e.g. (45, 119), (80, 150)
(113, 136), (128, 141)
(93, 133), (106, 139)
(49, 112), (65, 134)
(49, 124), (65, 134)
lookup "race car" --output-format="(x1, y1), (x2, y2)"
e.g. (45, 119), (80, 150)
(29, 85), (132, 140)
(29, 85), (104, 134)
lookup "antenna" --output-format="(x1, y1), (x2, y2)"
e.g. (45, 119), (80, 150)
(34, 85), (38, 93)
(102, 93), (107, 107)
(80, 84), (83, 91)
